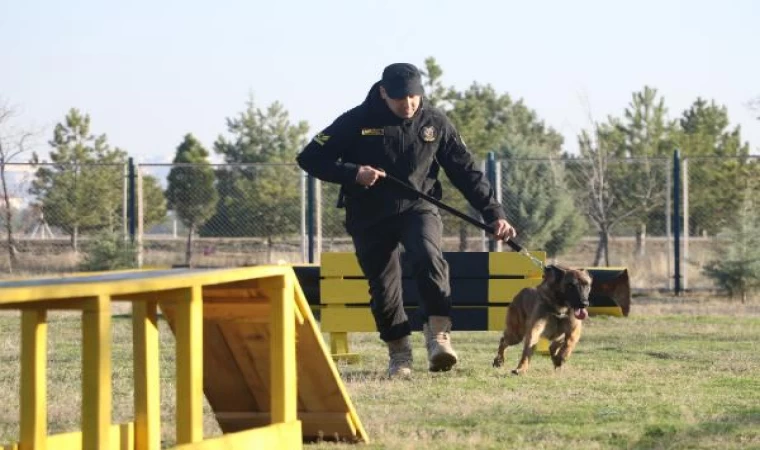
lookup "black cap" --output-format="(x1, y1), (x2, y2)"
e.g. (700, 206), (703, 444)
(381, 63), (424, 99)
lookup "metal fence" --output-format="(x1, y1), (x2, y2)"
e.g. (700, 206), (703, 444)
(2, 154), (759, 293)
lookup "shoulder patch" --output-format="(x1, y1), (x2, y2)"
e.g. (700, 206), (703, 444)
(421, 126), (437, 142)
(361, 128), (384, 136)
(313, 132), (330, 146)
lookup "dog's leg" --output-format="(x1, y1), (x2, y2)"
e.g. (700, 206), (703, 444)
(512, 319), (547, 375)
(555, 325), (582, 369)
(549, 338), (564, 368)
(492, 335), (508, 368)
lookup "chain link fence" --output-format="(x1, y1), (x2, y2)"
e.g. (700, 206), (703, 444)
(681, 156), (760, 290)
(0, 162), (127, 275)
(3, 156), (759, 293)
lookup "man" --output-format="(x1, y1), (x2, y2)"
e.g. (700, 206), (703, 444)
(296, 63), (516, 378)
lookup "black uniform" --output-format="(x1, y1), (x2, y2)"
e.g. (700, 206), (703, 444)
(296, 82), (506, 342)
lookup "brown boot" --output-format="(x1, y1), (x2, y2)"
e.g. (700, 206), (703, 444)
(423, 316), (458, 372)
(387, 336), (412, 379)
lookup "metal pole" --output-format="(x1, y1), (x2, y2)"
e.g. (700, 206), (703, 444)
(665, 157), (672, 291)
(672, 149), (681, 295)
(486, 152), (501, 252)
(127, 157), (137, 243)
(300, 170), (307, 263)
(306, 175), (316, 264)
(682, 158), (689, 291)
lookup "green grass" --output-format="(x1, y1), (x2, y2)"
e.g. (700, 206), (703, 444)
(1, 297), (760, 449)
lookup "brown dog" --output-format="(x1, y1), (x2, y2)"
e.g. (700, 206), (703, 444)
(492, 264), (592, 375)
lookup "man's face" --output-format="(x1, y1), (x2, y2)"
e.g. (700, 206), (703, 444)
(380, 86), (421, 119)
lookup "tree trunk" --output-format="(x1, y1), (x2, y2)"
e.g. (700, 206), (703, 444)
(185, 223), (195, 266)
(593, 228), (610, 266)
(72, 226), (79, 253)
(458, 224), (468, 252)
(1, 167), (18, 273)
(634, 223), (646, 258)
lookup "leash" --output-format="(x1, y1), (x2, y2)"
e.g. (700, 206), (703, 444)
(380, 173), (546, 270)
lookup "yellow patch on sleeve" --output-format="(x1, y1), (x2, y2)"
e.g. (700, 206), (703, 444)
(361, 128), (384, 136)
(313, 132), (330, 146)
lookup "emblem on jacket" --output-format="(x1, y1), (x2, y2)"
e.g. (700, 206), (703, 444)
(313, 132), (330, 146)
(421, 126), (436, 142)
(361, 128), (384, 136)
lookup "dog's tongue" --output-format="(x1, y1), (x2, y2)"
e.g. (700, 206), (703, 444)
(574, 308), (588, 320)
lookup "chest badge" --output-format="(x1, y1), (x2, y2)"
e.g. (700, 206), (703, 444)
(421, 126), (437, 142)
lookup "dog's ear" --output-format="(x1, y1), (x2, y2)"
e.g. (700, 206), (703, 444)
(543, 265), (566, 284)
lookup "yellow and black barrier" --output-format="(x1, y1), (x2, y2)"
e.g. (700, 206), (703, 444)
(292, 252), (630, 361)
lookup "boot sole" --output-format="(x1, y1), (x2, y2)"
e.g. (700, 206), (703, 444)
(428, 352), (458, 372)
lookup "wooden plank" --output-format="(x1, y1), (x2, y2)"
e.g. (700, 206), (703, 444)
(320, 307), (376, 332)
(175, 285), (204, 445)
(489, 251), (546, 277)
(320, 253), (363, 278)
(488, 278), (543, 303)
(214, 412), (355, 440)
(218, 323), (272, 411)
(172, 421), (302, 450)
(20, 309), (47, 450)
(81, 295), (112, 450)
(133, 301), (161, 450)
(320, 279), (369, 304)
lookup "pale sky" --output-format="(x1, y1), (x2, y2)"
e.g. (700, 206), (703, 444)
(2, 0), (759, 164)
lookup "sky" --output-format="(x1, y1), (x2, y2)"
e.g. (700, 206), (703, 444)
(2, 0), (759, 166)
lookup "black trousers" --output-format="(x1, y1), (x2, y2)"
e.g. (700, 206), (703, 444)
(350, 210), (451, 342)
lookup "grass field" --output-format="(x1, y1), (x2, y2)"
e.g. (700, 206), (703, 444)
(1, 296), (759, 449)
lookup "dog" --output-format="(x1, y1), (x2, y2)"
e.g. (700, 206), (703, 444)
(492, 264), (592, 375)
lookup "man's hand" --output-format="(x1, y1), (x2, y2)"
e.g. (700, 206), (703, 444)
(490, 219), (516, 241)
(355, 165), (386, 187)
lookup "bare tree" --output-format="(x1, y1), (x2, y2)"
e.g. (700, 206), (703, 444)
(0, 100), (35, 273)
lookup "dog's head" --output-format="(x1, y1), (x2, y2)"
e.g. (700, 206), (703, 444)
(544, 264), (593, 320)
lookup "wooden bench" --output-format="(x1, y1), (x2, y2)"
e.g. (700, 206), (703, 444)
(317, 251), (547, 361)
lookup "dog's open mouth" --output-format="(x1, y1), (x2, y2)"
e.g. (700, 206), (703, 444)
(574, 308), (588, 320)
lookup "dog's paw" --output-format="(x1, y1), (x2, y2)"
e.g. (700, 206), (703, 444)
(492, 357), (504, 368)
(511, 369), (523, 376)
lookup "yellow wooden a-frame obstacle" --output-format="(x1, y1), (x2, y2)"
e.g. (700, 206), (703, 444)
(0, 266), (368, 450)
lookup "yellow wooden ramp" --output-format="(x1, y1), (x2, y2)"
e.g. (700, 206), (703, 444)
(160, 269), (368, 444)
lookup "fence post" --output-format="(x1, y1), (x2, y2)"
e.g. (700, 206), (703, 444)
(672, 149), (682, 295)
(127, 157), (137, 244)
(486, 152), (502, 252)
(306, 175), (316, 264)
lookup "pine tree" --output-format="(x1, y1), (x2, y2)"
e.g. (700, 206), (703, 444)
(165, 134), (217, 265)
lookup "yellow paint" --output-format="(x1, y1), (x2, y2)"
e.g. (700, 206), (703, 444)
(589, 306), (624, 317)
(1, 266), (369, 449)
(321, 306), (377, 332)
(320, 253), (364, 277)
(81, 294), (112, 450)
(133, 302), (160, 450)
(264, 275), (297, 424)
(172, 421), (302, 450)
(487, 278), (543, 303)
(487, 306), (509, 331)
(489, 251), (546, 277)
(175, 285), (204, 445)
(320, 279), (370, 304)
(20, 309), (47, 450)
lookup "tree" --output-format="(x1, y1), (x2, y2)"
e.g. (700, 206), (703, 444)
(609, 87), (675, 255)
(202, 97), (309, 262)
(0, 100), (35, 272)
(165, 134), (217, 265)
(141, 174), (168, 229)
(30, 108), (127, 251)
(703, 178), (760, 302)
(499, 144), (586, 257)
(568, 87), (675, 265)
(421, 58), (564, 250)
(675, 98), (752, 236)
